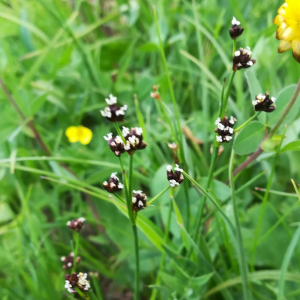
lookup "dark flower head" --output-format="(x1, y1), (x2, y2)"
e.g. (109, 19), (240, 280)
(215, 116), (236, 143)
(252, 92), (276, 113)
(229, 17), (244, 39)
(104, 133), (126, 157)
(132, 190), (147, 212)
(67, 217), (85, 232)
(61, 252), (81, 269)
(103, 172), (124, 193)
(100, 94), (127, 122)
(65, 272), (90, 293)
(232, 47), (256, 71)
(166, 164), (184, 187)
(122, 127), (147, 154)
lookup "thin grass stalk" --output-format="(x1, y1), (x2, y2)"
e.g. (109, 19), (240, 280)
(132, 224), (140, 300)
(72, 232), (80, 273)
(235, 112), (261, 132)
(221, 72), (236, 118)
(229, 143), (250, 300)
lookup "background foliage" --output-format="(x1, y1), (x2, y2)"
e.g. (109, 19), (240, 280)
(0, 0), (300, 299)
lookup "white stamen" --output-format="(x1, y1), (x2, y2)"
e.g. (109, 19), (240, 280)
(135, 127), (143, 135)
(115, 136), (123, 144)
(124, 141), (131, 151)
(232, 16), (240, 26)
(215, 117), (221, 125)
(224, 136), (232, 142)
(67, 262), (72, 267)
(118, 183), (123, 189)
(234, 50), (241, 57)
(174, 164), (183, 172)
(169, 179), (179, 187)
(111, 172), (118, 180)
(216, 136), (223, 143)
(61, 256), (66, 261)
(229, 116), (235, 125)
(122, 126), (130, 137)
(104, 133), (113, 141)
(166, 165), (173, 172)
(271, 97), (276, 102)
(138, 200), (144, 207)
(78, 217), (85, 223)
(218, 123), (225, 131)
(252, 100), (259, 105)
(247, 61), (254, 66)
(105, 94), (117, 105)
(115, 110), (125, 116)
(132, 197), (137, 203)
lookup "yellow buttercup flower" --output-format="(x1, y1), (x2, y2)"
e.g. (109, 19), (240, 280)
(65, 126), (92, 145)
(274, 0), (300, 63)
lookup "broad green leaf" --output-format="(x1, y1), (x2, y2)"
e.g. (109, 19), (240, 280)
(233, 121), (265, 155)
(268, 85), (300, 127)
(198, 177), (231, 202)
(281, 141), (300, 153)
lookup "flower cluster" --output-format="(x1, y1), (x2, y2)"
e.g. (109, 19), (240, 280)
(166, 165), (184, 187)
(252, 92), (276, 113)
(61, 252), (81, 269)
(132, 190), (147, 212)
(67, 217), (85, 232)
(65, 126), (93, 145)
(104, 133), (126, 157)
(100, 94), (127, 122)
(65, 272), (90, 293)
(103, 173), (123, 193)
(215, 116), (236, 143)
(232, 47), (256, 71)
(104, 127), (147, 156)
(122, 127), (147, 155)
(273, 0), (300, 63)
(229, 17), (244, 39)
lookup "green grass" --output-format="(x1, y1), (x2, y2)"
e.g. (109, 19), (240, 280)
(1, 0), (300, 299)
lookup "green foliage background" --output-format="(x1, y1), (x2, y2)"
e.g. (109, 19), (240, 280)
(0, 0), (300, 299)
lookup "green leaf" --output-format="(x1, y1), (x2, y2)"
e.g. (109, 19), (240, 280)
(233, 121), (265, 155)
(268, 85), (300, 127)
(159, 271), (186, 294)
(281, 141), (300, 153)
(198, 177), (231, 202)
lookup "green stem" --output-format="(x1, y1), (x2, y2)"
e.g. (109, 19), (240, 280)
(72, 232), (80, 273)
(114, 123), (126, 143)
(232, 39), (237, 57)
(128, 155), (134, 206)
(132, 224), (140, 300)
(221, 72), (236, 118)
(147, 186), (170, 205)
(229, 143), (250, 300)
(235, 112), (261, 132)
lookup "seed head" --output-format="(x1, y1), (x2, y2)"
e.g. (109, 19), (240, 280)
(100, 94), (127, 122)
(61, 252), (81, 269)
(215, 116), (236, 143)
(103, 173), (124, 193)
(65, 272), (90, 293)
(132, 190), (147, 212)
(232, 47), (256, 71)
(252, 92), (276, 113)
(166, 164), (184, 187)
(66, 218), (85, 232)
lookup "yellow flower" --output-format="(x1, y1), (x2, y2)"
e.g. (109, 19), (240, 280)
(65, 126), (92, 145)
(274, 0), (300, 63)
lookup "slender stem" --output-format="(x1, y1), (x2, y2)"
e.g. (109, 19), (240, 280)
(72, 232), (80, 273)
(229, 143), (250, 300)
(232, 39), (237, 57)
(132, 224), (140, 300)
(114, 123), (125, 143)
(147, 186), (170, 205)
(221, 72), (236, 118)
(235, 112), (261, 132)
(128, 155), (134, 204)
